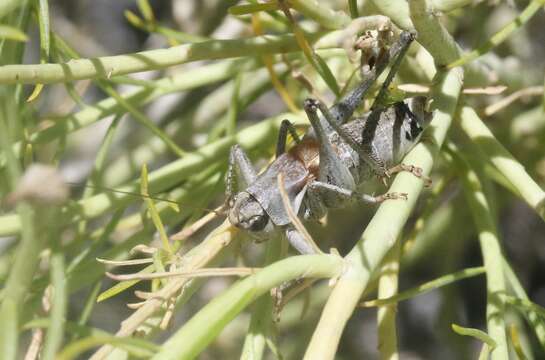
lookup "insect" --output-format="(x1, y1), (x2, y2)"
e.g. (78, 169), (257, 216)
(225, 31), (432, 254)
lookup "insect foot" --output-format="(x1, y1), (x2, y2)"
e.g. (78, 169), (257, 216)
(385, 163), (433, 188)
(303, 98), (319, 113)
(375, 192), (408, 203)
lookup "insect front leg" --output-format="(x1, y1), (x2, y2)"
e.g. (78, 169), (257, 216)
(225, 145), (258, 200)
(285, 226), (316, 255)
(308, 181), (407, 205)
(276, 119), (301, 158)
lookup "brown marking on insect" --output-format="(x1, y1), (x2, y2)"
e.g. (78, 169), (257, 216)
(288, 138), (320, 178)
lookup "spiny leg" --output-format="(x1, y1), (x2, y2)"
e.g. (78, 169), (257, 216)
(385, 163), (432, 187)
(370, 32), (416, 111)
(309, 181), (407, 206)
(328, 31), (416, 126)
(276, 119), (301, 158)
(303, 99), (356, 196)
(314, 98), (387, 176)
(225, 145), (257, 200)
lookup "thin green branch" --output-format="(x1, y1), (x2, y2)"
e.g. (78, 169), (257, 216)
(152, 254), (344, 360)
(502, 260), (545, 348)
(42, 254), (67, 360)
(458, 106), (545, 222)
(451, 145), (509, 359)
(377, 241), (401, 360)
(362, 266), (485, 307)
(289, 0), (351, 30)
(0, 0), (23, 18)
(448, 0), (545, 68)
(303, 67), (463, 360)
(0, 85), (38, 359)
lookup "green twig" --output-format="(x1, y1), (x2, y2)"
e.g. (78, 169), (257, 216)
(42, 254), (67, 360)
(289, 0), (351, 30)
(450, 144), (509, 359)
(458, 106), (545, 222)
(448, 0), (545, 68)
(376, 240), (401, 360)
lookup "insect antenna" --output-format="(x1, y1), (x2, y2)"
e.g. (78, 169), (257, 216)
(66, 182), (226, 215)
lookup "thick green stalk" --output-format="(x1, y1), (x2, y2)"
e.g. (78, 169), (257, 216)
(409, 0), (491, 86)
(458, 106), (545, 222)
(152, 255), (344, 360)
(303, 67), (463, 360)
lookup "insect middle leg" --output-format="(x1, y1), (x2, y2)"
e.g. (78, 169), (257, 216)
(276, 119), (301, 157)
(308, 181), (407, 205)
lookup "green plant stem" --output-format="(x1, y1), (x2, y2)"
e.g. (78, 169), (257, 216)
(0, 0), (23, 18)
(303, 67), (463, 360)
(368, 0), (414, 31)
(458, 106), (545, 222)
(453, 147), (508, 359)
(0, 16), (412, 85)
(431, 0), (473, 12)
(448, 0), (545, 68)
(408, 0), (491, 86)
(0, 31), (330, 84)
(289, 0), (351, 30)
(42, 253), (67, 360)
(240, 235), (282, 360)
(502, 260), (545, 349)
(0, 85), (39, 359)
(362, 267), (485, 307)
(152, 254), (344, 360)
(377, 240), (400, 360)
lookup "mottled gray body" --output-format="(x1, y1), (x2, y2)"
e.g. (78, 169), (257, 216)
(225, 31), (430, 254)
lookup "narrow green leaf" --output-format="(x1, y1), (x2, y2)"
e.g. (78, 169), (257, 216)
(361, 267), (485, 307)
(58, 334), (158, 360)
(124, 9), (146, 29)
(451, 323), (497, 348)
(96, 265), (154, 302)
(229, 2), (279, 15)
(0, 24), (28, 42)
(141, 164), (173, 254)
(509, 324), (529, 360)
(137, 0), (155, 23)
